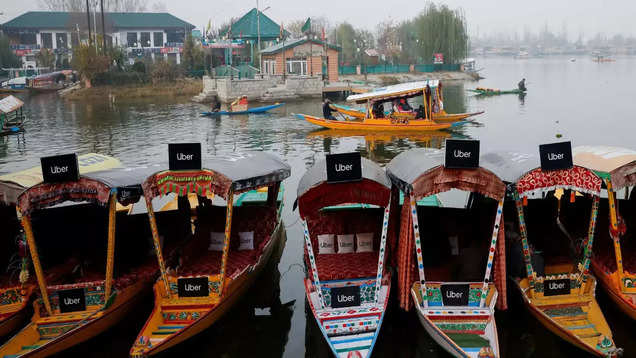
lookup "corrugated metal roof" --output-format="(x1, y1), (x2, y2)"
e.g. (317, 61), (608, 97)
(222, 8), (281, 40)
(0, 95), (23, 114)
(261, 37), (340, 55)
(2, 11), (193, 30)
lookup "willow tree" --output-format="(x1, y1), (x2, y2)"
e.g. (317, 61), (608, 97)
(413, 3), (468, 64)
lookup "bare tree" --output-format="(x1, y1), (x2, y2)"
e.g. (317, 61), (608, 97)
(39, 0), (150, 12)
(151, 1), (167, 12)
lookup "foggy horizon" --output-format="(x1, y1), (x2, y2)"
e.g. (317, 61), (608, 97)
(2, 0), (635, 40)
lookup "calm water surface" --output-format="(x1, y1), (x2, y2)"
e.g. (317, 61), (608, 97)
(1, 56), (635, 357)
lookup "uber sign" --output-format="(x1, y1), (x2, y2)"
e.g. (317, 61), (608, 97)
(330, 286), (361, 308)
(117, 185), (143, 204)
(544, 278), (571, 296)
(177, 277), (209, 297)
(169, 143), (202, 171)
(326, 152), (362, 183)
(445, 139), (480, 169)
(58, 288), (86, 313)
(539, 141), (573, 171)
(41, 153), (80, 183)
(441, 284), (470, 306)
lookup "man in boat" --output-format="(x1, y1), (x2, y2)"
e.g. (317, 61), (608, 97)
(372, 102), (385, 118)
(211, 95), (221, 112)
(398, 98), (413, 112)
(518, 78), (527, 92)
(322, 99), (336, 120)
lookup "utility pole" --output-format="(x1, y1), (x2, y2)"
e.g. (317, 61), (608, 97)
(100, 0), (106, 52)
(86, 0), (92, 46)
(257, 0), (260, 69)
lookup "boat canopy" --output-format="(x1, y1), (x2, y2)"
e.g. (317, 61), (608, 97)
(516, 165), (602, 198)
(297, 157), (391, 218)
(480, 151), (538, 184)
(573, 145), (636, 190)
(0, 95), (23, 113)
(17, 165), (157, 216)
(386, 148), (506, 201)
(347, 80), (439, 104)
(0, 153), (122, 205)
(142, 151), (290, 200)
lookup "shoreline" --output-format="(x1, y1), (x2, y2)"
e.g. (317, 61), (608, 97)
(61, 78), (203, 102)
(339, 71), (475, 86)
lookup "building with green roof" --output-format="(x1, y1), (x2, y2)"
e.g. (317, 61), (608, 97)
(2, 11), (195, 68)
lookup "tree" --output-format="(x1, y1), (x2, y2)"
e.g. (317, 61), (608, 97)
(71, 43), (110, 87)
(412, 3), (468, 64)
(0, 35), (21, 70)
(36, 48), (56, 69)
(182, 34), (204, 74)
(39, 0), (151, 12)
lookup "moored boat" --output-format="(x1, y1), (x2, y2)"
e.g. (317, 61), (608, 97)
(467, 88), (525, 96)
(296, 153), (393, 358)
(573, 146), (636, 320)
(297, 81), (470, 132)
(200, 102), (284, 116)
(0, 154), (160, 357)
(129, 148), (290, 357)
(509, 142), (620, 357)
(0, 95), (26, 135)
(388, 144), (508, 358)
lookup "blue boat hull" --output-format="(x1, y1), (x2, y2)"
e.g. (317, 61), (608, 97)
(201, 103), (284, 116)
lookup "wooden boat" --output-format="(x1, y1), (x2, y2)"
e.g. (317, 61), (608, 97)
(200, 102), (285, 116)
(27, 71), (76, 93)
(0, 154), (122, 338)
(296, 154), (393, 358)
(0, 95), (26, 135)
(0, 158), (161, 357)
(129, 151), (290, 357)
(509, 144), (620, 357)
(573, 146), (636, 320)
(388, 146), (508, 358)
(331, 104), (484, 123)
(467, 88), (525, 96)
(297, 81), (470, 132)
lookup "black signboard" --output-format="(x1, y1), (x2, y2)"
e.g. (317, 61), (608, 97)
(539, 141), (573, 171)
(326, 152), (362, 183)
(331, 286), (361, 308)
(544, 278), (571, 296)
(445, 139), (480, 169)
(177, 277), (209, 297)
(169, 143), (202, 171)
(441, 284), (470, 306)
(41, 153), (80, 183)
(116, 185), (143, 205)
(58, 288), (86, 313)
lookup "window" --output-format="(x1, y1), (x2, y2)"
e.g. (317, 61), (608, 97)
(127, 32), (138, 47)
(263, 59), (276, 75)
(56, 33), (67, 49)
(71, 33), (79, 47)
(166, 30), (185, 44)
(286, 59), (307, 75)
(140, 32), (151, 47)
(153, 32), (164, 47)
(18, 32), (37, 45)
(41, 33), (53, 49)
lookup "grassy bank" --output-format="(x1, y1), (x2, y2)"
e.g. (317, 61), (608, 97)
(62, 78), (202, 102)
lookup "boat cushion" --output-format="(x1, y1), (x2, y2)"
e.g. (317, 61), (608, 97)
(314, 252), (379, 281)
(208, 232), (225, 251)
(238, 231), (254, 251)
(356, 233), (374, 253)
(317, 234), (335, 254)
(337, 234), (354, 253)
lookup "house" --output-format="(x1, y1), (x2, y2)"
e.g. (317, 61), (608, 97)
(260, 37), (340, 81)
(1, 11), (195, 68)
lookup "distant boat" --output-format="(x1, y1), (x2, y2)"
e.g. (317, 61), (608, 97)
(570, 58), (576, 62)
(468, 87), (526, 96)
(201, 103), (284, 116)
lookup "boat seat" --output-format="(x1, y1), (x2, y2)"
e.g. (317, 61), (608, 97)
(313, 252), (380, 281)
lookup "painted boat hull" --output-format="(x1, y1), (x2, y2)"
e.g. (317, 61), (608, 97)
(201, 103), (284, 116)
(0, 286), (34, 338)
(591, 259), (636, 320)
(296, 113), (456, 132)
(331, 104), (482, 123)
(129, 220), (284, 357)
(305, 274), (391, 358)
(512, 277), (618, 357)
(0, 279), (152, 357)
(412, 284), (500, 358)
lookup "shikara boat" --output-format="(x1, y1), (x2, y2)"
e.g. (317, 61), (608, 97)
(296, 154), (393, 358)
(331, 99), (484, 123)
(297, 81), (471, 132)
(200, 102), (284, 116)
(0, 95), (26, 135)
(129, 151), (290, 357)
(573, 146), (636, 320)
(467, 88), (525, 96)
(388, 145), (508, 358)
(0, 153), (122, 338)
(0, 156), (161, 357)
(510, 143), (620, 357)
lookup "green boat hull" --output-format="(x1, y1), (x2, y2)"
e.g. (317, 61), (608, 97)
(468, 89), (525, 96)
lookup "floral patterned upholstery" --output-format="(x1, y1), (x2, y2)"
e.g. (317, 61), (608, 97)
(314, 252), (379, 281)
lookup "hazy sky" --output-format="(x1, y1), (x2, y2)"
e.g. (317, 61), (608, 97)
(3, 0), (635, 39)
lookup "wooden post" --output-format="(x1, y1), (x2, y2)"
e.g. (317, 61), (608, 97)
(410, 193), (427, 307)
(577, 195), (599, 289)
(606, 180), (626, 290)
(22, 215), (52, 315)
(104, 194), (117, 300)
(302, 219), (324, 308)
(515, 195), (536, 292)
(374, 201), (391, 304)
(144, 195), (171, 297)
(480, 199), (504, 307)
(218, 192), (234, 295)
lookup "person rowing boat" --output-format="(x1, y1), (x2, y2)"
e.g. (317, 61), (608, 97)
(518, 78), (527, 92)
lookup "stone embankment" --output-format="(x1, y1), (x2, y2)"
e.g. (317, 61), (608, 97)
(192, 76), (323, 103)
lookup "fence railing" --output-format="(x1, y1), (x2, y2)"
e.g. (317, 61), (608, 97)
(339, 63), (460, 75)
(213, 64), (260, 79)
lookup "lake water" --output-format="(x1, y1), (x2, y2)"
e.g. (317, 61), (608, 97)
(1, 55), (635, 357)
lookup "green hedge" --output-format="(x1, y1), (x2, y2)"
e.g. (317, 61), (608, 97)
(92, 71), (149, 86)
